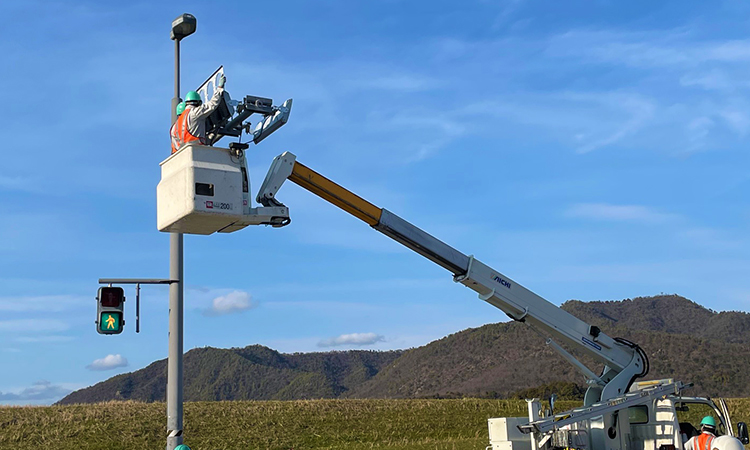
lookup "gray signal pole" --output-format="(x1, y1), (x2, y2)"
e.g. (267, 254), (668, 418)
(168, 13), (196, 450)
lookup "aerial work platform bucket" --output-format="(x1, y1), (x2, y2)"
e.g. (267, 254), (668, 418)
(157, 144), (289, 235)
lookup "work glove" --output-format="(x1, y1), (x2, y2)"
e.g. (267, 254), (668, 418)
(218, 75), (226, 89)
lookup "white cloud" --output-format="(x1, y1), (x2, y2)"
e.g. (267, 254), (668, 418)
(566, 203), (678, 224)
(0, 380), (71, 402)
(86, 354), (128, 371)
(203, 290), (255, 316)
(0, 295), (87, 312)
(680, 70), (734, 91)
(554, 91), (656, 154)
(362, 107), (468, 162)
(15, 336), (74, 343)
(260, 277), (446, 296)
(575, 94), (656, 153)
(719, 109), (750, 135)
(708, 40), (750, 62)
(0, 319), (69, 333)
(454, 91), (657, 154)
(546, 30), (750, 69)
(403, 31), (750, 156)
(0, 174), (42, 193)
(351, 74), (441, 92)
(318, 332), (386, 347)
(685, 117), (714, 152)
(676, 227), (746, 252)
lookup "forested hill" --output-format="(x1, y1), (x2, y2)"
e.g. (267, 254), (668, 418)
(58, 295), (750, 404)
(58, 347), (402, 404)
(563, 295), (750, 343)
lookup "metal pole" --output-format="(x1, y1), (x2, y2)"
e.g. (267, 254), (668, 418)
(167, 37), (184, 450)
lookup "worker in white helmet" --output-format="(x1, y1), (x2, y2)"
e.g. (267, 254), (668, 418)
(710, 435), (745, 450)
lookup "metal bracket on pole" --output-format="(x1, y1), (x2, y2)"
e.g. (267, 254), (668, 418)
(98, 278), (177, 285)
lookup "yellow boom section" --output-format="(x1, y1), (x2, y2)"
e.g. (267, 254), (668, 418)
(289, 161), (383, 226)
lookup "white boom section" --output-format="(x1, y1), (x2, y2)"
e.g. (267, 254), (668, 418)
(258, 151), (646, 402)
(378, 210), (646, 401)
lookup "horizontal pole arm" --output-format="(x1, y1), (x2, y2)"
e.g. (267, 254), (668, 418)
(99, 278), (177, 285)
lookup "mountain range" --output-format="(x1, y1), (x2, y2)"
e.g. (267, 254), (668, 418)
(58, 295), (750, 404)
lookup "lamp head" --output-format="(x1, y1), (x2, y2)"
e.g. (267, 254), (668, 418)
(170, 13), (196, 41)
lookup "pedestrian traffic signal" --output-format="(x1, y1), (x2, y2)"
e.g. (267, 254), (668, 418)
(97, 286), (125, 335)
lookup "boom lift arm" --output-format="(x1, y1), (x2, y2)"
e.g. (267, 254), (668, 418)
(258, 152), (648, 404)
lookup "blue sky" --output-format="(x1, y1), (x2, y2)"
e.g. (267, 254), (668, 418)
(2, 0), (750, 405)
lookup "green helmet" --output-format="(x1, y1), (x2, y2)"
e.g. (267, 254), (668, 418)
(176, 101), (186, 116)
(701, 416), (716, 427)
(185, 91), (202, 103)
(174, 445), (191, 450)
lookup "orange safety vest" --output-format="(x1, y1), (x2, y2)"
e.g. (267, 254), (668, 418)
(170, 119), (181, 154)
(692, 432), (714, 450)
(172, 108), (203, 154)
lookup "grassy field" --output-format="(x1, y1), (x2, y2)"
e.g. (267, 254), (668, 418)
(1, 398), (749, 450)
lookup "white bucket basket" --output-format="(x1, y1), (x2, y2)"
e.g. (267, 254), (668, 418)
(157, 144), (247, 235)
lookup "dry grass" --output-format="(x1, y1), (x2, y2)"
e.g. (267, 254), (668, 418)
(0, 399), (529, 450)
(1, 398), (749, 449)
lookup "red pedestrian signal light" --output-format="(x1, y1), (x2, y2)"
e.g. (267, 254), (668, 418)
(97, 287), (125, 335)
(100, 288), (123, 307)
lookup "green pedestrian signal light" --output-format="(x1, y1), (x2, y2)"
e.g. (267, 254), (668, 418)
(97, 287), (125, 335)
(99, 312), (122, 333)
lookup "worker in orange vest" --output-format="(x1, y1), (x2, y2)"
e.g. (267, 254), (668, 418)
(173, 74), (226, 153)
(685, 416), (716, 450)
(170, 101), (186, 154)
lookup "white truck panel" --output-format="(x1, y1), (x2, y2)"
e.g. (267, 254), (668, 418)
(488, 418), (531, 450)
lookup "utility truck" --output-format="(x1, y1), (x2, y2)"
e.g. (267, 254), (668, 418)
(157, 85), (749, 449)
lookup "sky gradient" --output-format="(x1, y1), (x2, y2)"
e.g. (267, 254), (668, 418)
(2, 0), (750, 404)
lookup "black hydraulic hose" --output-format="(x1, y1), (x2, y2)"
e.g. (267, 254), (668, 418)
(614, 337), (650, 393)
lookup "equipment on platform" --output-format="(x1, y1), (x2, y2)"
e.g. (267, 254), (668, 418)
(204, 95), (292, 146)
(190, 66), (293, 147)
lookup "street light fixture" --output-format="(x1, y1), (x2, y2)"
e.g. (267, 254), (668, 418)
(170, 14), (196, 41)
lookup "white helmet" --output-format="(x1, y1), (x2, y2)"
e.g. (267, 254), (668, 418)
(711, 435), (744, 450)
